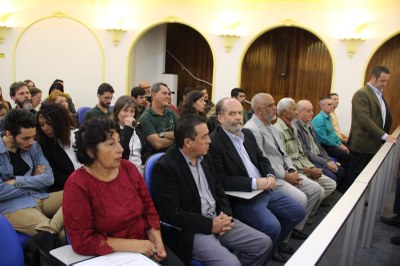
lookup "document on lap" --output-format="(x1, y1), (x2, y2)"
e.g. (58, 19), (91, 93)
(224, 190), (263, 199)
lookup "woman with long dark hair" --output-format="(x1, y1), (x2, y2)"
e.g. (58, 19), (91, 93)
(180, 90), (206, 117)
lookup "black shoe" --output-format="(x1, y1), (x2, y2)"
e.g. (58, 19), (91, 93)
(271, 249), (288, 263)
(391, 236), (400, 245)
(278, 242), (295, 255)
(291, 229), (308, 240)
(381, 215), (400, 227)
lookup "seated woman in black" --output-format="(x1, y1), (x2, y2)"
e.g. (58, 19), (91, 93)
(37, 102), (81, 192)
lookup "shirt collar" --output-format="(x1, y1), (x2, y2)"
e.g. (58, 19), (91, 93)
(222, 127), (244, 144)
(368, 82), (383, 97)
(179, 149), (203, 166)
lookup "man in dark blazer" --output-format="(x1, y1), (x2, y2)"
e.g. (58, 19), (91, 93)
(151, 114), (271, 266)
(209, 98), (306, 263)
(344, 66), (396, 192)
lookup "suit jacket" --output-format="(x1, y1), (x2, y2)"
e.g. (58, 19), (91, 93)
(348, 85), (392, 154)
(209, 126), (276, 192)
(151, 146), (232, 264)
(244, 115), (295, 180)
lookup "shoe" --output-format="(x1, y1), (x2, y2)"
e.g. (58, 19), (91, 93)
(306, 217), (313, 225)
(278, 242), (295, 255)
(391, 236), (400, 245)
(291, 229), (308, 240)
(381, 215), (400, 227)
(271, 249), (288, 263)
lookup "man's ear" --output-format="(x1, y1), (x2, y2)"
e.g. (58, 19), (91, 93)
(183, 137), (191, 148)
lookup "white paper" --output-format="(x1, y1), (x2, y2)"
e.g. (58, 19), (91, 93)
(72, 252), (159, 266)
(224, 190), (263, 199)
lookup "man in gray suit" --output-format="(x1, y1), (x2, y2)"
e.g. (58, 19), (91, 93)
(244, 93), (321, 239)
(344, 66), (396, 192)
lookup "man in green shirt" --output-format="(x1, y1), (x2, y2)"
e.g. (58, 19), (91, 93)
(83, 83), (114, 124)
(139, 82), (178, 161)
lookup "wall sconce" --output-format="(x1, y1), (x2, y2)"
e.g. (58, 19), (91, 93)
(219, 34), (239, 53)
(107, 28), (126, 46)
(0, 26), (10, 45)
(340, 38), (365, 58)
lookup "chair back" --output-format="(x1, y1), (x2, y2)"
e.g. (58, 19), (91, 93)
(0, 214), (24, 266)
(143, 152), (165, 197)
(77, 106), (91, 126)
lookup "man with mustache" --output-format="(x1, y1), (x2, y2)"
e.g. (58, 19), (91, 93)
(83, 82), (115, 124)
(0, 109), (63, 252)
(209, 97), (306, 263)
(10, 81), (36, 114)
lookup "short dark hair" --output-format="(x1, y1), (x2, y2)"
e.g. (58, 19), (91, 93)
(74, 118), (120, 166)
(370, 66), (390, 79)
(150, 82), (168, 93)
(4, 109), (37, 136)
(49, 82), (64, 95)
(29, 87), (42, 97)
(97, 83), (115, 95)
(175, 114), (207, 148)
(37, 102), (76, 147)
(231, 88), (245, 98)
(131, 86), (146, 98)
(327, 93), (338, 99)
(10, 81), (28, 97)
(53, 79), (64, 84)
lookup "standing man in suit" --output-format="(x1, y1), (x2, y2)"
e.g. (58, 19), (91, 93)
(210, 98), (306, 263)
(152, 114), (272, 266)
(343, 66), (396, 192)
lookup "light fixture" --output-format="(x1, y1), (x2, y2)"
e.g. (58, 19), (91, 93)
(219, 34), (239, 53)
(340, 38), (365, 58)
(0, 26), (10, 45)
(107, 28), (126, 46)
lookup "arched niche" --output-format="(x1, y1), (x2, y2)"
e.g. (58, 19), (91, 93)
(129, 22), (214, 105)
(241, 26), (333, 110)
(364, 33), (400, 132)
(14, 14), (104, 108)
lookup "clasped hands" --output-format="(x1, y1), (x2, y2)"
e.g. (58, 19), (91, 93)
(212, 211), (234, 236)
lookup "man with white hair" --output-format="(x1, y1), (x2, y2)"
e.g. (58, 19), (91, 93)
(274, 98), (336, 213)
(244, 93), (321, 239)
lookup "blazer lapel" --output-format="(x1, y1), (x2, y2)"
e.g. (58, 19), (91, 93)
(366, 85), (383, 114)
(218, 127), (248, 175)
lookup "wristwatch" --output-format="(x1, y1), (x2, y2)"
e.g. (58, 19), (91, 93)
(159, 132), (165, 138)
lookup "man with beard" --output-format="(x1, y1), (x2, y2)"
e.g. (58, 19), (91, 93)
(9, 81), (36, 115)
(231, 88), (251, 124)
(131, 86), (148, 119)
(83, 82), (114, 124)
(209, 98), (306, 263)
(0, 109), (63, 251)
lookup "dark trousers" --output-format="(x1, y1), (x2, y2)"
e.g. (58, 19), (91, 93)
(321, 144), (351, 170)
(315, 162), (346, 184)
(394, 176), (400, 214)
(339, 152), (373, 193)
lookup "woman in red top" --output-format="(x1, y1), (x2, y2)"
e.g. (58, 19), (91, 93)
(63, 118), (183, 265)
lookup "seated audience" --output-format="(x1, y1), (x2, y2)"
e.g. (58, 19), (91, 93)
(83, 82), (115, 124)
(180, 90), (206, 117)
(177, 86), (193, 113)
(48, 81), (77, 116)
(139, 82), (178, 162)
(63, 118), (183, 265)
(210, 98), (306, 262)
(328, 93), (348, 144)
(196, 85), (214, 114)
(274, 98), (336, 214)
(10, 81), (36, 114)
(0, 85), (12, 110)
(48, 91), (78, 124)
(37, 102), (81, 192)
(294, 100), (346, 184)
(112, 96), (145, 175)
(30, 87), (42, 111)
(152, 114), (272, 265)
(0, 109), (63, 249)
(139, 80), (152, 106)
(131, 86), (148, 119)
(244, 93), (321, 241)
(312, 96), (351, 169)
(167, 87), (179, 114)
(380, 176), (400, 245)
(231, 88), (250, 123)
(24, 79), (36, 89)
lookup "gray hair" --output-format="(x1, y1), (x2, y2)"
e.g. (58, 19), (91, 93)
(296, 99), (312, 112)
(251, 93), (270, 111)
(276, 97), (295, 116)
(151, 82), (168, 93)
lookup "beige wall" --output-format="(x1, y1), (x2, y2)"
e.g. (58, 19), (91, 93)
(0, 0), (399, 132)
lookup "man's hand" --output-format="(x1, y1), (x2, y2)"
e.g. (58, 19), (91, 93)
(33, 165), (46, 175)
(304, 167), (323, 180)
(284, 171), (303, 187)
(326, 161), (338, 172)
(256, 176), (276, 190)
(338, 144), (349, 153)
(212, 212), (234, 235)
(5, 179), (16, 186)
(385, 135), (397, 144)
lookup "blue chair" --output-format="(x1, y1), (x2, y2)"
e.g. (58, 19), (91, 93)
(77, 106), (91, 127)
(0, 214), (25, 266)
(143, 153), (204, 266)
